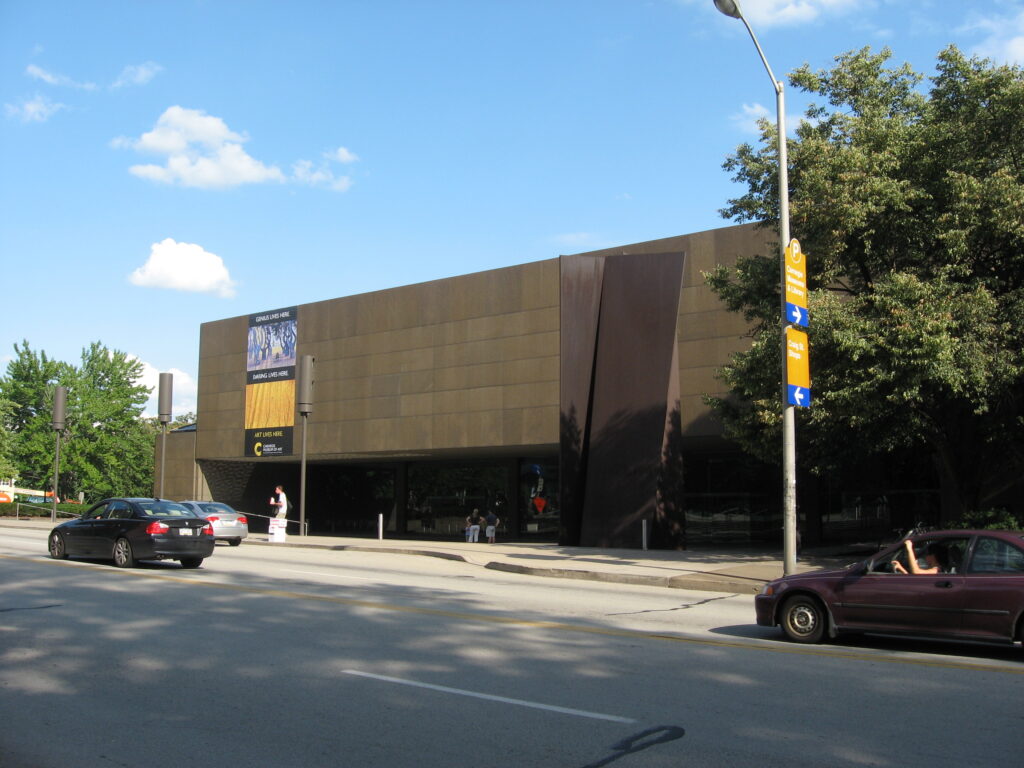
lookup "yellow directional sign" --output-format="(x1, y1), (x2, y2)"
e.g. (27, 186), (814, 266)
(786, 327), (811, 407)
(784, 239), (808, 328)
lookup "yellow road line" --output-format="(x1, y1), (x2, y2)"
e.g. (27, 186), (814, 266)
(5, 552), (1022, 675)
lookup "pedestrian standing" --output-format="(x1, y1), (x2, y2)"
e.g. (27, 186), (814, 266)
(485, 510), (500, 543)
(466, 508), (482, 543)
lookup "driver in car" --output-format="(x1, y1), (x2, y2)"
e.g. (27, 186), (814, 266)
(892, 540), (949, 574)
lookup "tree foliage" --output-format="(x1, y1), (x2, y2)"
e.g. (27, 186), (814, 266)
(0, 341), (155, 502)
(706, 46), (1024, 517)
(0, 397), (19, 480)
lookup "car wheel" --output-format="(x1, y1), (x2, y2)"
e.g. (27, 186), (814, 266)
(48, 532), (68, 559)
(179, 557), (203, 569)
(780, 594), (826, 644)
(113, 537), (136, 568)
(228, 538), (241, 547)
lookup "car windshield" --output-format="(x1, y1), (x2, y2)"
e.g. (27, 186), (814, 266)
(137, 501), (198, 518)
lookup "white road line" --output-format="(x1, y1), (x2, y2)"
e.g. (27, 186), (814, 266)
(342, 670), (636, 724)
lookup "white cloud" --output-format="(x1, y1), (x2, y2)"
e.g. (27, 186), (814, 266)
(699, 0), (863, 28)
(729, 100), (805, 136)
(292, 159), (353, 191)
(130, 238), (237, 298)
(290, 146), (359, 191)
(133, 357), (198, 419)
(331, 146), (359, 163)
(731, 102), (771, 133)
(114, 106), (286, 189)
(25, 64), (96, 90)
(111, 61), (163, 89)
(963, 9), (1024, 65)
(4, 94), (66, 122)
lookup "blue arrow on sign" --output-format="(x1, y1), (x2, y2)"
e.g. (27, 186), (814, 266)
(786, 302), (808, 328)
(787, 385), (811, 407)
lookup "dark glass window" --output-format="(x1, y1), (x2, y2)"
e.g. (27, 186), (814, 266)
(519, 459), (558, 537)
(407, 464), (510, 538)
(314, 467), (395, 535)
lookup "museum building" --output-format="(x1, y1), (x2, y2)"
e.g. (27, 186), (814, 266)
(157, 223), (939, 549)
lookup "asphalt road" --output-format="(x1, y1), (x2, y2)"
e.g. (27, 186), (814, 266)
(2, 527), (1022, 767)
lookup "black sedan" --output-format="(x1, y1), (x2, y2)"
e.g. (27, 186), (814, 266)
(756, 529), (1024, 646)
(48, 498), (215, 568)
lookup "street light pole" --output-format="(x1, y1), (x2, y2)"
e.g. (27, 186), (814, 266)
(158, 373), (173, 499)
(713, 0), (797, 575)
(297, 355), (315, 537)
(51, 385), (67, 524)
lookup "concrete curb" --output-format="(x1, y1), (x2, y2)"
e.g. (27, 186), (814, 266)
(245, 538), (472, 563)
(484, 561), (673, 588)
(242, 538), (765, 593)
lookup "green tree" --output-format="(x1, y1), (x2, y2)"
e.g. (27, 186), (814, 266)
(0, 341), (156, 502)
(62, 343), (153, 500)
(0, 341), (69, 490)
(142, 411), (197, 437)
(706, 46), (1024, 519)
(0, 398), (20, 481)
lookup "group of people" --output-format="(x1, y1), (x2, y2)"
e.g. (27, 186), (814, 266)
(465, 508), (500, 543)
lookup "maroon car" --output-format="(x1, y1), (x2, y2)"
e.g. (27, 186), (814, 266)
(756, 530), (1024, 646)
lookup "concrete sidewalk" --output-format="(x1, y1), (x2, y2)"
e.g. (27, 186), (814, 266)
(3, 516), (868, 593)
(244, 532), (867, 593)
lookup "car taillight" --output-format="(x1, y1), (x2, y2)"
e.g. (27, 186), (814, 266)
(237, 516), (248, 524)
(205, 516), (220, 522)
(202, 523), (214, 536)
(146, 521), (170, 534)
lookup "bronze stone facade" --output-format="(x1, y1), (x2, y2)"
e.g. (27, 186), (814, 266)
(157, 223), (777, 547)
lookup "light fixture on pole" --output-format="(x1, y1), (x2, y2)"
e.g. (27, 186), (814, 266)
(51, 385), (67, 524)
(297, 355), (315, 537)
(713, 0), (798, 575)
(158, 373), (173, 499)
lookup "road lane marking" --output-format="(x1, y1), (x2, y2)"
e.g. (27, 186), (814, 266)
(342, 669), (635, 723)
(5, 552), (1023, 676)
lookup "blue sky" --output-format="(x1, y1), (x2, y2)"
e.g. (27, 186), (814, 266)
(3, 0), (1024, 417)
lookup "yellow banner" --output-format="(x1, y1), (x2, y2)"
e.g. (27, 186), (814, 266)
(786, 327), (810, 388)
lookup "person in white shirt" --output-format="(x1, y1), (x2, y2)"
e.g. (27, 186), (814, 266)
(270, 485), (288, 518)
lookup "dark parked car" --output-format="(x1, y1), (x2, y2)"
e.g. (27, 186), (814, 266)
(48, 498), (215, 569)
(756, 529), (1024, 646)
(178, 500), (249, 545)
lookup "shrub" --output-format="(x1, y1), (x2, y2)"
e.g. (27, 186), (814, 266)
(952, 508), (1023, 531)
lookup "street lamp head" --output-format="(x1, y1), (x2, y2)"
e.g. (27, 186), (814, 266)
(713, 0), (743, 20)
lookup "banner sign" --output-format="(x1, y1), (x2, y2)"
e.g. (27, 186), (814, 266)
(785, 326), (811, 408)
(784, 239), (809, 328)
(244, 306), (298, 457)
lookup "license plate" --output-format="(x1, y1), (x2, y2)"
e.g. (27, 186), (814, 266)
(179, 528), (193, 536)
